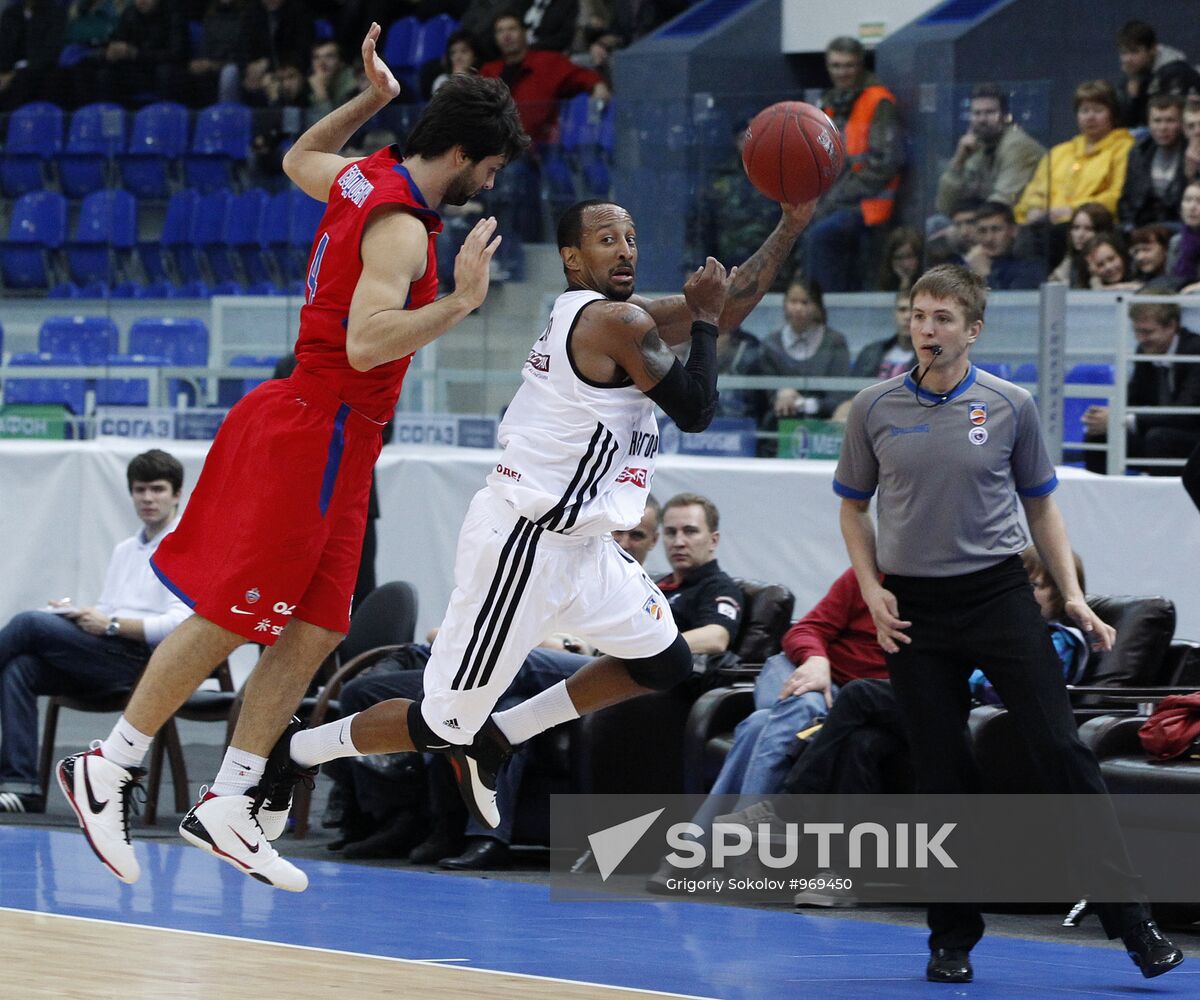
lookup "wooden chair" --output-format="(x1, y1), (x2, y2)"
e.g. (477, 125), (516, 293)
(38, 659), (236, 825)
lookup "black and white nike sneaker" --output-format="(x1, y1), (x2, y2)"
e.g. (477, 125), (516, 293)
(250, 716), (318, 841)
(56, 743), (144, 884)
(447, 719), (513, 831)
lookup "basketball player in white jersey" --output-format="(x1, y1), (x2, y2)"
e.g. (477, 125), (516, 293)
(279, 197), (816, 839)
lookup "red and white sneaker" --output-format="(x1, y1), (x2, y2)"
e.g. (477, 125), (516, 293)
(179, 791), (308, 892)
(56, 743), (144, 885)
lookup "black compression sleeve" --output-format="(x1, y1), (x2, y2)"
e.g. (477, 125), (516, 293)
(646, 321), (720, 432)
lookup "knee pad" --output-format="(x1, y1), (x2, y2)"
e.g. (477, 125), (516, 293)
(407, 700), (450, 752)
(624, 633), (693, 691)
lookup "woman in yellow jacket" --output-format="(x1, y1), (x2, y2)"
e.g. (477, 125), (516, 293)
(1015, 80), (1134, 225)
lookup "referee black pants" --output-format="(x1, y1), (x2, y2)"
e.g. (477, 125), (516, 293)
(884, 555), (1148, 952)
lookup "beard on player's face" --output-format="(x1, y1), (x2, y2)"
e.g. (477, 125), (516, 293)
(442, 164), (478, 206)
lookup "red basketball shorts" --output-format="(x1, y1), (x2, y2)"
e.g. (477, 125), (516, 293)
(151, 365), (385, 643)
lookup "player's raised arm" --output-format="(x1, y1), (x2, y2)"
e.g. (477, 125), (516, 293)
(632, 200), (817, 345)
(282, 23), (400, 200)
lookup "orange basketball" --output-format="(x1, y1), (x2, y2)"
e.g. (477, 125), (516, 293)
(741, 101), (846, 205)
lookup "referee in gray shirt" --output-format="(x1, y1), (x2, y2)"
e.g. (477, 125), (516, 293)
(834, 265), (1183, 984)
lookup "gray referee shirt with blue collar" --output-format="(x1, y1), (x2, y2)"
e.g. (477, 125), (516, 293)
(833, 365), (1058, 578)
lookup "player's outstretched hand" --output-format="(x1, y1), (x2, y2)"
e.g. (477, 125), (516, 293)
(780, 199), (817, 233)
(361, 22), (400, 100)
(453, 216), (502, 311)
(1065, 597), (1117, 652)
(684, 257), (735, 326)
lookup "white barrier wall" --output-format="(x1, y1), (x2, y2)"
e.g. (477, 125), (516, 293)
(4, 441), (1199, 645)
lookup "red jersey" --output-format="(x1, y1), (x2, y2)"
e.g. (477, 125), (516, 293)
(480, 51), (602, 145)
(294, 145), (443, 422)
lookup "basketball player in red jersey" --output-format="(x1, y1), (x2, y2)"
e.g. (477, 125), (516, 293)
(56, 24), (529, 892)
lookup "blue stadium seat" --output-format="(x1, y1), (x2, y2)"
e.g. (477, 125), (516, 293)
(412, 14), (457, 68)
(1063, 363), (1115, 447)
(0, 191), (67, 291)
(95, 352), (169, 406)
(975, 362), (1011, 380)
(0, 102), (64, 197)
(118, 102), (189, 199)
(1013, 362), (1038, 383)
(267, 188), (325, 285)
(126, 316), (210, 404)
(383, 17), (420, 87)
(224, 187), (272, 286)
(218, 353), (279, 406)
(39, 315), (119, 363)
(127, 317), (209, 365)
(65, 190), (137, 287)
(139, 187), (199, 287)
(191, 190), (235, 285)
(5, 352), (87, 414)
(59, 103), (126, 199)
(184, 102), (252, 192)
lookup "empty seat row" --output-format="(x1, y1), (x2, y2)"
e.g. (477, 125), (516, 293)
(383, 14), (459, 89)
(1, 101), (254, 199)
(0, 187), (323, 295)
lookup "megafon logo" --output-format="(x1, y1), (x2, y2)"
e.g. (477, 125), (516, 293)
(589, 809), (666, 880)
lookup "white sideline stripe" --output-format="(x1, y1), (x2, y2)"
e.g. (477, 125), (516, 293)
(0, 907), (717, 999)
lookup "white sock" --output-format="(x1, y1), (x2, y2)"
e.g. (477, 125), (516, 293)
(289, 713), (361, 768)
(493, 681), (580, 746)
(99, 716), (153, 770)
(210, 748), (268, 797)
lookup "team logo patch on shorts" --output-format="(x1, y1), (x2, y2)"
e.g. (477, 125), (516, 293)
(642, 595), (664, 621)
(968, 401), (988, 426)
(245, 588), (260, 604)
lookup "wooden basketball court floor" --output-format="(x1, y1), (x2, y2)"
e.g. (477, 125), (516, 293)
(3, 825), (1198, 999)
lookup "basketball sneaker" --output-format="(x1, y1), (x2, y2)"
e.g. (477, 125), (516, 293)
(447, 718), (512, 831)
(56, 743), (144, 885)
(249, 716), (318, 841)
(179, 791), (309, 892)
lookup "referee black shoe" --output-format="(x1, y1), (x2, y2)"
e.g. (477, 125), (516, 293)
(926, 948), (972, 984)
(447, 719), (512, 831)
(1123, 920), (1184, 979)
(250, 717), (318, 841)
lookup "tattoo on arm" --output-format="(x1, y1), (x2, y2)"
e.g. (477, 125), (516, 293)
(637, 325), (676, 383)
(726, 223), (793, 311)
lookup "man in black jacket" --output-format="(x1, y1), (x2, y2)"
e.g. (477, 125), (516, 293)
(1083, 299), (1200, 473)
(1119, 94), (1187, 227)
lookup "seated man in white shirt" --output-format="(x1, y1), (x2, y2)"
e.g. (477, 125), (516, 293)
(0, 450), (191, 813)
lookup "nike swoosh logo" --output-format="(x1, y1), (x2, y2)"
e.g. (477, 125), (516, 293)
(83, 757), (108, 814)
(338, 722), (348, 745)
(231, 828), (260, 854)
(120, 734), (134, 746)
(229, 606), (254, 615)
(233, 760), (252, 770)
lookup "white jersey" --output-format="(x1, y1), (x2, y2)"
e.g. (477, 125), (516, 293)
(487, 288), (660, 536)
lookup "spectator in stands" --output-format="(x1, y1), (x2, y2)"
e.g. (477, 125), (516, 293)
(855, 292), (916, 381)
(1015, 81), (1133, 266)
(186, 0), (246, 106)
(240, 0), (315, 105)
(714, 322), (764, 423)
(65, 0), (122, 52)
(0, 0), (67, 111)
(1115, 19), (1200, 130)
(1184, 98), (1200, 184)
(422, 28), (479, 100)
(522, 0), (578, 52)
(605, 0), (686, 48)
(935, 83), (1045, 217)
(1048, 202), (1116, 287)
(757, 276), (851, 438)
(965, 202), (1043, 290)
(645, 565), (890, 892)
(876, 226), (923, 292)
(306, 38), (358, 122)
(690, 120), (778, 273)
(1122, 225), (1181, 291)
(1082, 299), (1200, 474)
(1169, 181), (1200, 287)
(1119, 94), (1186, 228)
(0, 451), (190, 814)
(93, 0), (187, 107)
(480, 10), (610, 275)
(927, 197), (982, 267)
(1084, 233), (1132, 289)
(803, 36), (903, 293)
